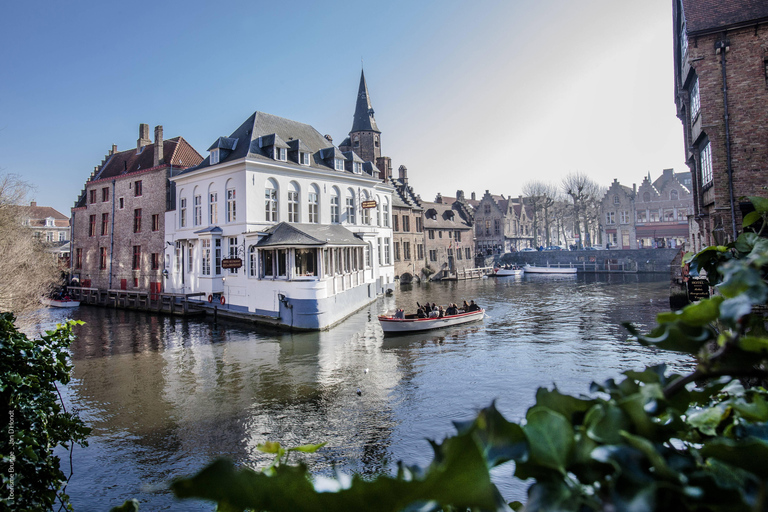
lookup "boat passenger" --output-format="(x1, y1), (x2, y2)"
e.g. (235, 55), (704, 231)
(438, 306), (444, 318)
(467, 300), (481, 312)
(462, 300), (470, 312)
(417, 308), (427, 318)
(394, 309), (405, 319)
(446, 304), (458, 316)
(428, 309), (439, 318)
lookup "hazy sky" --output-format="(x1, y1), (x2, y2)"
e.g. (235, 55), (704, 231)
(1, 0), (685, 216)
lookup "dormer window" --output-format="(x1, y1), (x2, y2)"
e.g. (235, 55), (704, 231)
(46, 217), (54, 227)
(300, 152), (310, 166)
(210, 149), (220, 165)
(334, 158), (345, 171)
(353, 162), (363, 174)
(274, 147), (287, 161)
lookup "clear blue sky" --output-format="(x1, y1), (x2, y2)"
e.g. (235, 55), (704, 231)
(0, 0), (684, 216)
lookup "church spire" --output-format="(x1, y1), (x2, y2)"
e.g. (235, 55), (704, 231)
(350, 69), (380, 134)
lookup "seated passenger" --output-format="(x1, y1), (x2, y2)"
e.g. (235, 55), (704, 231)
(446, 304), (458, 316)
(467, 300), (481, 312)
(394, 308), (405, 319)
(417, 308), (427, 318)
(428, 309), (439, 318)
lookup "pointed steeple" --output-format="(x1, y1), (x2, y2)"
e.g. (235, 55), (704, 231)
(351, 70), (380, 134)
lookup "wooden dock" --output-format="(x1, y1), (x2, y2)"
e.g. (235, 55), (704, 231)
(67, 287), (206, 316)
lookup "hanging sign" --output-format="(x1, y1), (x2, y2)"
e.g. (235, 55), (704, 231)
(361, 200), (378, 209)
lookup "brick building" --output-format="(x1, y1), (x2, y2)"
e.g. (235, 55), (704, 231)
(600, 169), (693, 249)
(388, 165), (427, 283)
(70, 124), (202, 291)
(421, 200), (475, 279)
(673, 0), (768, 250)
(472, 190), (535, 254)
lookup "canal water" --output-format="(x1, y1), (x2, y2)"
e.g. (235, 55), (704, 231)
(24, 274), (694, 510)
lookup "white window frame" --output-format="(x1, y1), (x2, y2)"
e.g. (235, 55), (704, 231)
(274, 147), (286, 161)
(210, 149), (220, 165)
(194, 195), (202, 226)
(288, 189), (300, 223)
(300, 152), (310, 166)
(308, 189), (319, 223)
(330, 189), (340, 224)
(227, 188), (236, 222)
(265, 182), (278, 222)
(335, 158), (345, 171)
(209, 192), (218, 224)
(345, 193), (356, 224)
(606, 212), (615, 225)
(201, 239), (211, 275)
(690, 78), (700, 123)
(700, 142), (713, 186)
(180, 198), (187, 228)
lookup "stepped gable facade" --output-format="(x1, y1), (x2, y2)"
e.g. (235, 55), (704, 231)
(472, 190), (535, 254)
(673, 0), (768, 249)
(600, 169), (693, 249)
(388, 165), (427, 283)
(70, 124), (202, 291)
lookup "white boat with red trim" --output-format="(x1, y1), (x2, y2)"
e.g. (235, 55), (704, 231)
(41, 297), (81, 308)
(378, 308), (485, 334)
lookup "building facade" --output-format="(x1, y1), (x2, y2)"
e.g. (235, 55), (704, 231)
(600, 169), (693, 249)
(166, 107), (395, 330)
(421, 200), (475, 279)
(673, 0), (768, 250)
(472, 190), (535, 254)
(388, 165), (427, 283)
(22, 202), (70, 242)
(70, 124), (202, 290)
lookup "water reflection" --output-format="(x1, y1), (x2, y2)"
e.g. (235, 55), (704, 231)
(30, 274), (694, 510)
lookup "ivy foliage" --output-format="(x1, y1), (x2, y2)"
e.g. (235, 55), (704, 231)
(124, 198), (768, 512)
(0, 313), (90, 511)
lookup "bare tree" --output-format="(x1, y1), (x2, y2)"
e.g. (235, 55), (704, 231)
(0, 174), (61, 313)
(523, 181), (560, 247)
(561, 172), (602, 248)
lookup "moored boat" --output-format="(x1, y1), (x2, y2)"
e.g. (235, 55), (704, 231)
(523, 264), (577, 274)
(41, 297), (81, 308)
(495, 266), (524, 276)
(378, 309), (485, 335)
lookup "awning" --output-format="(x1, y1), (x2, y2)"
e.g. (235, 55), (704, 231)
(255, 222), (367, 248)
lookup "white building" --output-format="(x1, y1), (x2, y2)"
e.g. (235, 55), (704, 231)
(165, 110), (395, 329)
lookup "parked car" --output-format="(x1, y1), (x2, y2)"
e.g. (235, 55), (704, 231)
(520, 247), (536, 252)
(544, 245), (563, 251)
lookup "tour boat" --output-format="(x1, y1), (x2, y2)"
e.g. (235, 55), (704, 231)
(378, 309), (485, 334)
(523, 264), (577, 275)
(41, 297), (81, 308)
(495, 267), (524, 276)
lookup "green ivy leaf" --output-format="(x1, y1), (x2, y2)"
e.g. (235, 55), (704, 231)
(523, 407), (574, 475)
(585, 403), (629, 444)
(620, 432), (680, 481)
(534, 387), (596, 425)
(700, 438), (768, 478)
(687, 405), (727, 436)
(739, 335), (768, 354)
(452, 402), (528, 468)
(742, 211), (762, 228)
(747, 196), (768, 213)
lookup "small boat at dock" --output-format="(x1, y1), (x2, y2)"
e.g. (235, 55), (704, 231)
(494, 266), (524, 276)
(378, 309), (485, 335)
(41, 296), (81, 308)
(523, 264), (577, 274)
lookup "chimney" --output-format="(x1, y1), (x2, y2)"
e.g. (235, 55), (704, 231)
(376, 156), (392, 181)
(324, 134), (333, 143)
(137, 123), (151, 153)
(457, 190), (464, 201)
(30, 201), (37, 207)
(398, 165), (408, 184)
(111, 144), (117, 155)
(154, 125), (164, 167)
(471, 192), (476, 201)
(435, 193), (443, 204)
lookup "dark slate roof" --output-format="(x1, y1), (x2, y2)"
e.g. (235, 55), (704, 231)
(350, 70), (380, 134)
(421, 201), (472, 230)
(194, 226), (223, 235)
(185, 111), (366, 175)
(256, 222), (366, 247)
(287, 139), (312, 153)
(343, 151), (365, 163)
(388, 177), (423, 210)
(682, 0), (768, 33)
(207, 137), (239, 151)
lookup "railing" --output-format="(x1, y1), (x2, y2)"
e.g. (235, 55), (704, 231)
(66, 286), (206, 315)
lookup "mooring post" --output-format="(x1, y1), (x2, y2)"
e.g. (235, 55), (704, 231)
(214, 305), (218, 324)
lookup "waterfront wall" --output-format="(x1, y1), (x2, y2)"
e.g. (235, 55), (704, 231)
(496, 248), (681, 273)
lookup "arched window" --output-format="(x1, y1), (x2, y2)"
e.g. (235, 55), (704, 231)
(208, 184), (218, 225)
(308, 184), (319, 223)
(193, 186), (202, 226)
(288, 181), (300, 223)
(226, 179), (236, 223)
(670, 189), (679, 200)
(361, 190), (371, 225)
(265, 179), (278, 222)
(613, 195), (620, 205)
(330, 187), (340, 223)
(345, 188), (356, 224)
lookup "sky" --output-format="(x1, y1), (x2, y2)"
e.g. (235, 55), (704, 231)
(0, 0), (686, 216)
